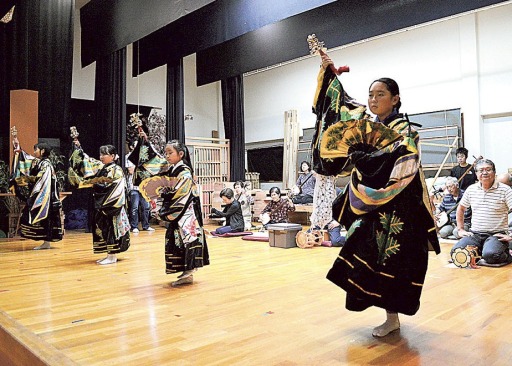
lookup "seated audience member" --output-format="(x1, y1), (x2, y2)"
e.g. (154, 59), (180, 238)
(209, 188), (244, 235)
(234, 181), (254, 230)
(320, 219), (346, 247)
(291, 161), (316, 204)
(450, 147), (478, 191)
(435, 177), (471, 239)
(260, 187), (295, 228)
(451, 159), (512, 266)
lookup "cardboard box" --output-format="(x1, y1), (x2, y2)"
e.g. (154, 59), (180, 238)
(267, 223), (302, 248)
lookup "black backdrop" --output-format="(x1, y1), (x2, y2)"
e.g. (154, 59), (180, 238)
(247, 147), (284, 182)
(0, 0), (74, 161)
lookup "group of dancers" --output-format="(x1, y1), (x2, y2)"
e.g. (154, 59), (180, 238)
(11, 132), (209, 286)
(11, 50), (441, 336)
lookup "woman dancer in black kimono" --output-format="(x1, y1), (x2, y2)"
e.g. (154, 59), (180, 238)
(315, 55), (440, 337)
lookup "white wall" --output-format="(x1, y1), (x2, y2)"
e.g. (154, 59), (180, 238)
(182, 54), (223, 139)
(72, 2), (512, 171)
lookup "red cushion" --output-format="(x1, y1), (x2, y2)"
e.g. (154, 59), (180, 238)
(241, 233), (269, 242)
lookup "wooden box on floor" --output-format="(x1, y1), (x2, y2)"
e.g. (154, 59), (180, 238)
(267, 223), (302, 248)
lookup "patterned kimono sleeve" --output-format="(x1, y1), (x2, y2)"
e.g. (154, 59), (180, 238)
(311, 65), (369, 177)
(28, 160), (54, 225)
(68, 147), (103, 188)
(159, 169), (195, 222)
(10, 150), (38, 201)
(127, 137), (170, 185)
(12, 150), (36, 178)
(101, 164), (127, 211)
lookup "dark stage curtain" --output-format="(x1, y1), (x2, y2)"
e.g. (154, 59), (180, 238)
(0, 0), (73, 157)
(221, 75), (245, 182)
(166, 59), (185, 142)
(94, 48), (127, 167)
(0, 21), (10, 160)
(130, 0), (333, 77)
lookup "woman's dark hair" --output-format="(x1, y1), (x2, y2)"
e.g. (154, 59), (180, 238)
(269, 187), (281, 196)
(220, 188), (234, 199)
(99, 145), (117, 155)
(371, 77), (401, 111)
(34, 142), (53, 158)
(455, 147), (469, 158)
(300, 161), (311, 172)
(166, 140), (193, 174)
(99, 145), (119, 164)
(234, 180), (246, 189)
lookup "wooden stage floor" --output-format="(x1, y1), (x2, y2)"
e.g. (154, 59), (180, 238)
(1, 226), (512, 365)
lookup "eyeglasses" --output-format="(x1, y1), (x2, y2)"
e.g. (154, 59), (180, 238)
(476, 168), (494, 173)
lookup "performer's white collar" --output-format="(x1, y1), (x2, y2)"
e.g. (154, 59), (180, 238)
(171, 160), (184, 172)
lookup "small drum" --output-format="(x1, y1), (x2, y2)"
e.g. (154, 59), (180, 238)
(260, 213), (270, 225)
(451, 246), (480, 268)
(291, 185), (301, 196)
(295, 230), (324, 249)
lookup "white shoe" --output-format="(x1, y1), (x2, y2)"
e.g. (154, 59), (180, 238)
(98, 254), (117, 265)
(372, 314), (400, 337)
(143, 227), (155, 232)
(34, 242), (51, 250)
(132, 228), (139, 233)
(171, 276), (193, 287)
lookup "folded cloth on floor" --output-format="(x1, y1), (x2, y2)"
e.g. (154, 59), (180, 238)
(212, 231), (254, 237)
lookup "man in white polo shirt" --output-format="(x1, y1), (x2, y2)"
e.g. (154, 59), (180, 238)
(451, 159), (512, 266)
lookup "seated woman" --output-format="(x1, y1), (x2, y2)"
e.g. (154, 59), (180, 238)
(209, 188), (244, 235)
(291, 161), (316, 204)
(234, 180), (254, 230)
(260, 187), (295, 228)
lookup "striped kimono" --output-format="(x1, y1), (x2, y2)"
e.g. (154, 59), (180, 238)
(69, 147), (130, 254)
(13, 151), (63, 242)
(157, 162), (209, 274)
